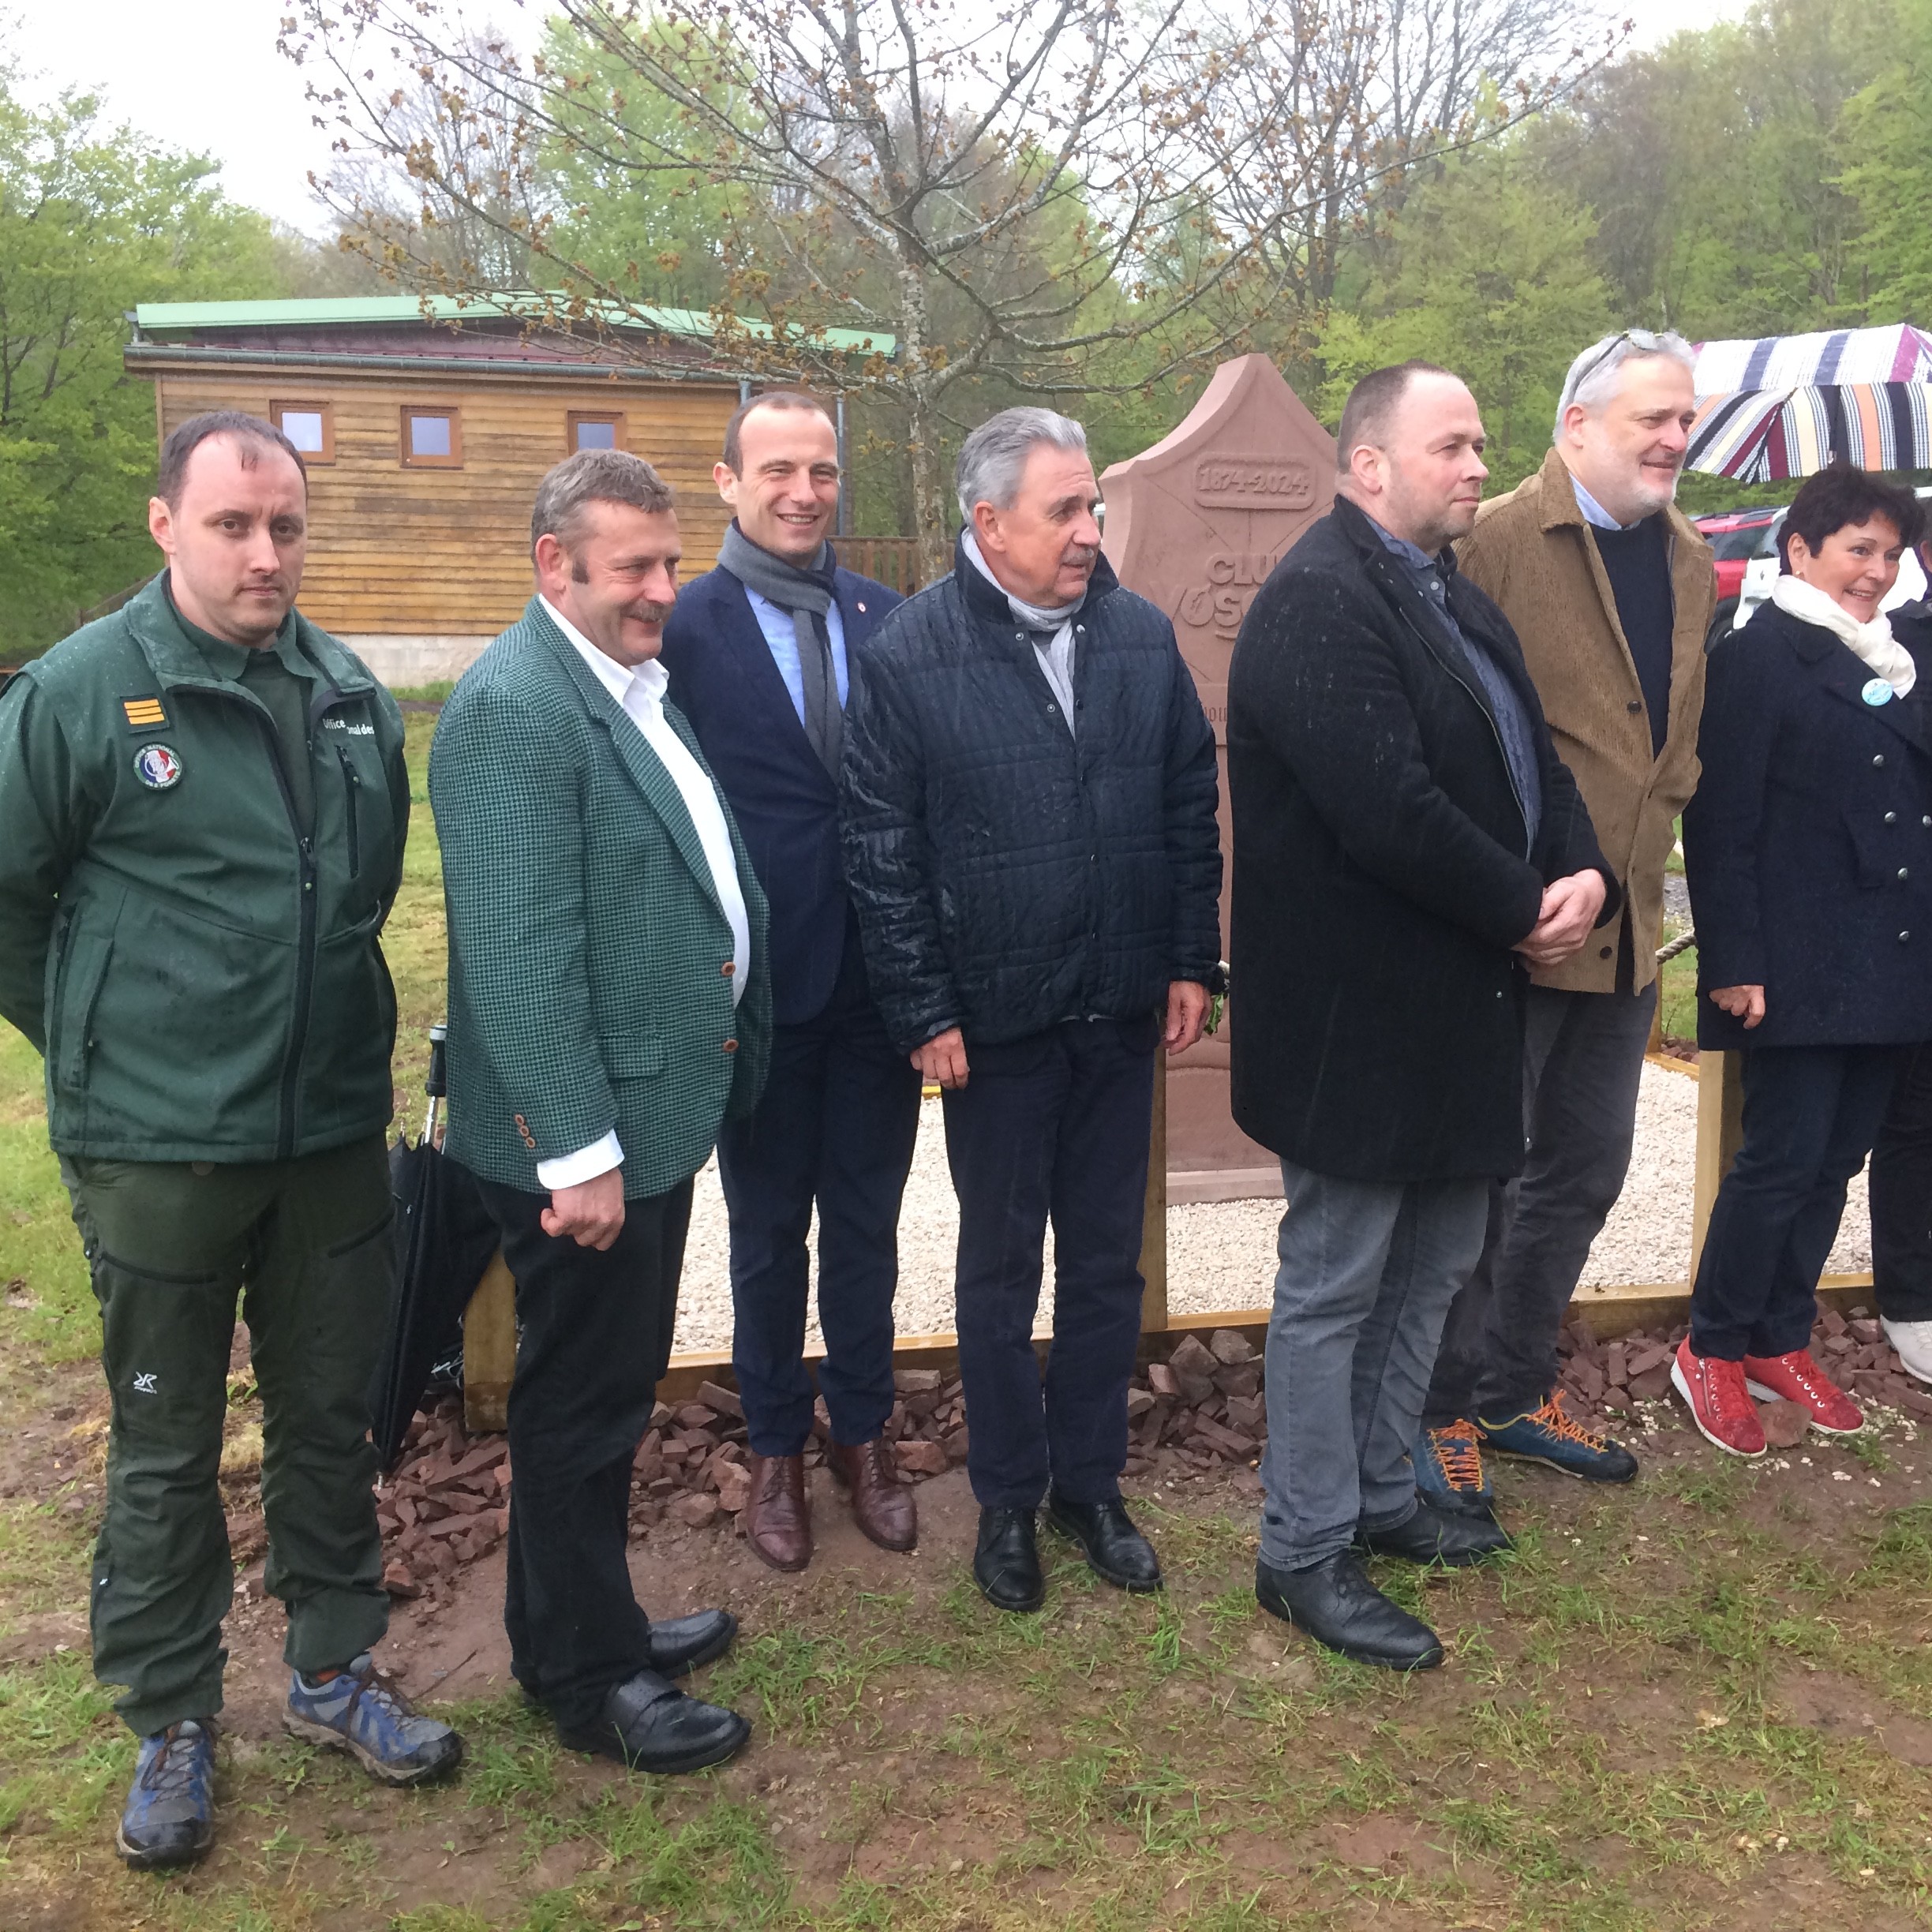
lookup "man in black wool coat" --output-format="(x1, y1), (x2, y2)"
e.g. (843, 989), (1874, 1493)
(1227, 361), (1619, 1671)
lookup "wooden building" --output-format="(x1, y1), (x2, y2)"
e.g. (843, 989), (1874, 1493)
(125, 296), (886, 685)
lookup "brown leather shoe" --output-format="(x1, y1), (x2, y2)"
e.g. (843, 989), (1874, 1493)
(827, 1437), (918, 1553)
(743, 1453), (811, 1572)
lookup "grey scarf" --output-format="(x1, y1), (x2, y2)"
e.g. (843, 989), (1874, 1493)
(720, 521), (843, 775)
(960, 529), (1083, 736)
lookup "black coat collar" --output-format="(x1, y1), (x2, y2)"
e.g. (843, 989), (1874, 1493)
(953, 530), (1120, 625)
(1749, 599), (1931, 747)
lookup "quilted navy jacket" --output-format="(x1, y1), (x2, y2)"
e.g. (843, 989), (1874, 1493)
(840, 537), (1222, 1052)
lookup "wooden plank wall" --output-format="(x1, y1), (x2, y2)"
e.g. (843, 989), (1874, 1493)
(152, 370), (739, 638)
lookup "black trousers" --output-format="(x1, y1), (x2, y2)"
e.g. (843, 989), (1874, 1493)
(1424, 971), (1657, 1427)
(472, 1173), (691, 1731)
(1870, 1041), (1932, 1323)
(1690, 1045), (1899, 1361)
(942, 1015), (1157, 1510)
(717, 918), (922, 1456)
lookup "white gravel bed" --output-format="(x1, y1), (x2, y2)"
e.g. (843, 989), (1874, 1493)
(669, 1061), (1872, 1354)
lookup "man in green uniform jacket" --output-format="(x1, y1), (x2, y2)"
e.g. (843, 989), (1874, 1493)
(0, 412), (462, 1872)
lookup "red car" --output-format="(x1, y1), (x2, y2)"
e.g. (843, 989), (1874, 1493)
(1693, 508), (1782, 641)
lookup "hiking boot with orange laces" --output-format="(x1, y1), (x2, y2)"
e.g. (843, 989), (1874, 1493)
(1743, 1349), (1864, 1435)
(1413, 1419), (1495, 1517)
(1477, 1388), (1638, 1483)
(1671, 1339), (1765, 1458)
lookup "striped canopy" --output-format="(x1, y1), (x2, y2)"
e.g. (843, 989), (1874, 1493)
(1686, 325), (1932, 481)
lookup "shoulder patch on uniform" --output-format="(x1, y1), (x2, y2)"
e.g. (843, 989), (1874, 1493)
(121, 695), (168, 731)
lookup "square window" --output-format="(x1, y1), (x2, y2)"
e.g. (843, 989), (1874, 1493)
(568, 412), (625, 453)
(401, 407), (462, 467)
(271, 401), (333, 462)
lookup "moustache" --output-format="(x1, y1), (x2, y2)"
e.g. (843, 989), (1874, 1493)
(624, 601), (675, 625)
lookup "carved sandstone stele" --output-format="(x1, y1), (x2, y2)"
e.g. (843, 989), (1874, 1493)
(1100, 354), (1337, 1200)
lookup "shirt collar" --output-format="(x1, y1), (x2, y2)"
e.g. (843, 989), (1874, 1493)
(1362, 512), (1443, 580)
(541, 596), (667, 708)
(960, 527), (1086, 632)
(163, 572), (304, 680)
(1568, 471), (1643, 533)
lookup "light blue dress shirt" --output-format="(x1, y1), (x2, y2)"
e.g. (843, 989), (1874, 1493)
(1569, 471), (1642, 533)
(743, 585), (849, 720)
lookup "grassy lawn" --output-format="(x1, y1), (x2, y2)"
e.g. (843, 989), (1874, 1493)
(3, 717), (1932, 1927)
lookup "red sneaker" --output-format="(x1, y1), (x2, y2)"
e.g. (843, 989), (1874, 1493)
(1671, 1340), (1766, 1458)
(1743, 1349), (1864, 1435)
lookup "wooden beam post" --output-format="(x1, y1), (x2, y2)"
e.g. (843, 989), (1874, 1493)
(1140, 1058), (1168, 1333)
(1690, 1050), (1744, 1279)
(462, 1250), (517, 1433)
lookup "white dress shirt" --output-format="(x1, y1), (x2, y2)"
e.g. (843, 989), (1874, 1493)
(536, 597), (751, 1189)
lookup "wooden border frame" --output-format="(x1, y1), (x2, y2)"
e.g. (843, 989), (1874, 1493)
(270, 399), (335, 464)
(567, 410), (627, 455)
(400, 405), (463, 469)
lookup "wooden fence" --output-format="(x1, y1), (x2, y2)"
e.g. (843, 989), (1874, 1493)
(839, 536), (927, 597)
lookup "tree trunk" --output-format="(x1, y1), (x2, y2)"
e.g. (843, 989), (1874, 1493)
(905, 376), (951, 587)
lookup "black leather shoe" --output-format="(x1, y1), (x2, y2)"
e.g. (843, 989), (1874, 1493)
(648, 1608), (737, 1679)
(1357, 1499), (1513, 1568)
(555, 1669), (751, 1773)
(1046, 1492), (1163, 1593)
(1256, 1553), (1443, 1671)
(973, 1507), (1044, 1612)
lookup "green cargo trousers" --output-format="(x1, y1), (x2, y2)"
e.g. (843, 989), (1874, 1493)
(60, 1136), (394, 1736)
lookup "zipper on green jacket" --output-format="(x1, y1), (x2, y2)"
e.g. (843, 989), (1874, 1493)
(337, 747), (362, 880)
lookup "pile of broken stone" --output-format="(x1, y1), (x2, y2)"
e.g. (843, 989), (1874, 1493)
(369, 1309), (1926, 1604)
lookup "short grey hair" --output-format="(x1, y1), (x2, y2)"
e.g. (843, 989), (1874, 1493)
(530, 447), (675, 552)
(956, 407), (1088, 526)
(1555, 330), (1696, 440)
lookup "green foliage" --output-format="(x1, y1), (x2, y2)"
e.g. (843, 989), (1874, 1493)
(0, 65), (289, 657)
(1316, 149), (1613, 487)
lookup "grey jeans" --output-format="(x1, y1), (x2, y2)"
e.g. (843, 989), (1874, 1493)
(1260, 1161), (1489, 1571)
(1423, 976), (1657, 1428)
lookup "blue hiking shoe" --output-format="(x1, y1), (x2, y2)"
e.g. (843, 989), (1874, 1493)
(284, 1654), (463, 1787)
(1413, 1419), (1495, 1518)
(117, 1717), (216, 1870)
(1477, 1391), (1638, 1484)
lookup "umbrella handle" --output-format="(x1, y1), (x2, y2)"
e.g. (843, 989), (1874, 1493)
(424, 1023), (448, 1144)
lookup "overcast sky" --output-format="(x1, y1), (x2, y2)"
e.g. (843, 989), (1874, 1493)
(12, 0), (1758, 238)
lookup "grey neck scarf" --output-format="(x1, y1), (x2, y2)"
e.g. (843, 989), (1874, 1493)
(720, 521), (843, 777)
(961, 529), (1082, 736)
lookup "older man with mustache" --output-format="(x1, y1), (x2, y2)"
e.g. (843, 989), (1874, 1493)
(1415, 332), (1713, 1516)
(841, 406), (1222, 1615)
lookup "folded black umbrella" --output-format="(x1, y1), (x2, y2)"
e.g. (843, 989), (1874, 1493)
(369, 1025), (502, 1469)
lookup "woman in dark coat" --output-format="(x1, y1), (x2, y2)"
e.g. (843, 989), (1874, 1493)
(1678, 466), (1932, 1456)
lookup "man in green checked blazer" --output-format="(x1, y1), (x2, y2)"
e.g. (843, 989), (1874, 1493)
(431, 448), (771, 1775)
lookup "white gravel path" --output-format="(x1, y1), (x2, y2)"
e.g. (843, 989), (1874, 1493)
(669, 1061), (1873, 1353)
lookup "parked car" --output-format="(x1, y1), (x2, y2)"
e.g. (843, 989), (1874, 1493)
(1693, 507), (1782, 644)
(1733, 485), (1932, 634)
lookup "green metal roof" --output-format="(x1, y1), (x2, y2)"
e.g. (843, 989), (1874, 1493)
(131, 295), (891, 356)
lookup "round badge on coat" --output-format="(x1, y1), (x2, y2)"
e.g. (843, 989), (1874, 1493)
(133, 743), (183, 789)
(1863, 678), (1896, 706)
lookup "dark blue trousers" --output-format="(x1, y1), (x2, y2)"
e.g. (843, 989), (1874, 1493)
(717, 920), (921, 1457)
(942, 1015), (1157, 1510)
(1691, 1043), (1901, 1360)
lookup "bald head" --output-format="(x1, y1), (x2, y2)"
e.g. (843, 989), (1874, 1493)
(1336, 365), (1489, 555)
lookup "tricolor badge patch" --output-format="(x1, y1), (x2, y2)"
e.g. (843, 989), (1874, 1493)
(122, 696), (168, 731)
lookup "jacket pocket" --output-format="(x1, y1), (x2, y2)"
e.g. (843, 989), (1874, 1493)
(337, 747), (363, 880)
(54, 926), (116, 1092)
(603, 1029), (667, 1080)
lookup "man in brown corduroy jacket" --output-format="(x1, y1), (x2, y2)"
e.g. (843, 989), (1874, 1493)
(1417, 331), (1713, 1510)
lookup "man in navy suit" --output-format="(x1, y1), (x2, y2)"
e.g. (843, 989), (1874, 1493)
(661, 392), (923, 1571)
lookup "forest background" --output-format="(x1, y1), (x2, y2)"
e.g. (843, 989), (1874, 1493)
(4, 0), (1930, 653)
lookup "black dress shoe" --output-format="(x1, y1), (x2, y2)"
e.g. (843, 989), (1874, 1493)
(648, 1608), (737, 1679)
(555, 1669), (751, 1773)
(1256, 1553), (1443, 1671)
(1357, 1499), (1513, 1569)
(973, 1507), (1044, 1612)
(1046, 1492), (1163, 1593)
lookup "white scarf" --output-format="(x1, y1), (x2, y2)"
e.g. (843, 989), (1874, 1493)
(1770, 574), (1917, 698)
(960, 528), (1082, 733)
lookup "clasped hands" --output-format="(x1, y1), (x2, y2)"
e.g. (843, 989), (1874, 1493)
(1513, 869), (1608, 969)
(910, 979), (1211, 1091)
